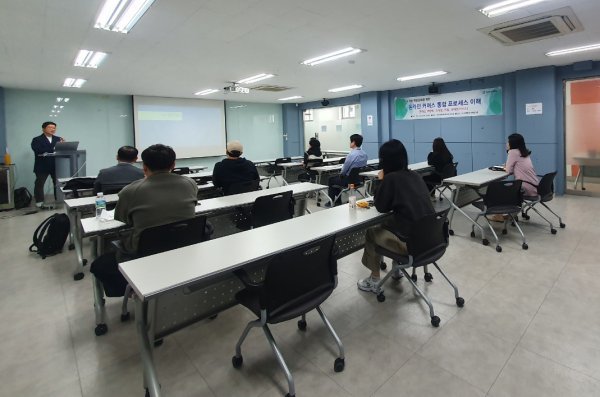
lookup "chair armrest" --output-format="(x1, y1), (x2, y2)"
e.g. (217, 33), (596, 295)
(233, 268), (263, 290)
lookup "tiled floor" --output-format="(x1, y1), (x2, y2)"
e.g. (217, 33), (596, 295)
(1, 193), (600, 397)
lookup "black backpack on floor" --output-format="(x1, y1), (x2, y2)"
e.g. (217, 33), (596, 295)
(29, 214), (70, 259)
(14, 187), (33, 209)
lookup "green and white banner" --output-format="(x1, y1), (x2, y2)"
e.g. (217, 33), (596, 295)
(395, 87), (502, 120)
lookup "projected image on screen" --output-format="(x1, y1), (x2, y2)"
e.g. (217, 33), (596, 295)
(133, 96), (226, 159)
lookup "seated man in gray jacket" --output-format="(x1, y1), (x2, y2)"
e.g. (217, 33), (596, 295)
(93, 146), (145, 194)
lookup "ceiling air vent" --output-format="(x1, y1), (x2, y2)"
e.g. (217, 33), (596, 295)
(251, 85), (291, 92)
(479, 7), (583, 46)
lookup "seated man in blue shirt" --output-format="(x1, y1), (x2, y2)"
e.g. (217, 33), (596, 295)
(327, 134), (368, 205)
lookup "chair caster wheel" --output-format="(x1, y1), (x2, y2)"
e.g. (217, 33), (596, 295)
(456, 297), (465, 307)
(449, 229), (454, 236)
(560, 223), (565, 228)
(377, 293), (386, 302)
(285, 394), (295, 397)
(379, 261), (387, 270)
(297, 319), (307, 331)
(496, 245), (502, 252)
(424, 273), (433, 282)
(551, 229), (557, 235)
(154, 339), (164, 348)
(523, 215), (530, 220)
(120, 312), (130, 322)
(431, 316), (440, 327)
(68, 243), (75, 250)
(232, 355), (243, 368)
(94, 323), (108, 336)
(502, 229), (507, 235)
(482, 239), (489, 246)
(73, 272), (84, 281)
(209, 314), (218, 320)
(411, 274), (418, 282)
(83, 259), (88, 266)
(522, 243), (528, 250)
(334, 357), (345, 372)
(470, 231), (475, 238)
(145, 388), (150, 397)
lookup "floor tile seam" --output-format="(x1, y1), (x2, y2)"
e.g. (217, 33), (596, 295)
(58, 269), (85, 397)
(414, 352), (489, 395)
(516, 344), (600, 383)
(368, 349), (419, 397)
(484, 257), (569, 394)
(173, 333), (219, 397)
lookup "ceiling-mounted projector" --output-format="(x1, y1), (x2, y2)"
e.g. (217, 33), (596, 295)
(225, 84), (250, 94)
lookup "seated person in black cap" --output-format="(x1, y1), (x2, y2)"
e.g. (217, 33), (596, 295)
(212, 140), (259, 195)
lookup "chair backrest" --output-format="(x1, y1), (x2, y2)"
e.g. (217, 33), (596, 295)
(484, 180), (523, 208)
(263, 234), (338, 320)
(537, 172), (556, 201)
(406, 209), (450, 266)
(172, 167), (190, 175)
(251, 190), (294, 228)
(338, 157), (346, 165)
(305, 158), (323, 169)
(226, 178), (261, 196)
(346, 166), (368, 187)
(137, 216), (207, 258)
(440, 162), (458, 179)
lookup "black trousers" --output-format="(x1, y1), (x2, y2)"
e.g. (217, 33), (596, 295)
(34, 172), (57, 203)
(328, 175), (349, 204)
(422, 174), (442, 193)
(90, 252), (128, 297)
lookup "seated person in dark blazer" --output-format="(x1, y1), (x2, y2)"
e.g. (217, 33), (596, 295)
(423, 137), (454, 194)
(93, 146), (145, 194)
(212, 140), (259, 195)
(30, 121), (64, 207)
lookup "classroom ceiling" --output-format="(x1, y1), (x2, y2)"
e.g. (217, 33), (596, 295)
(0, 0), (599, 103)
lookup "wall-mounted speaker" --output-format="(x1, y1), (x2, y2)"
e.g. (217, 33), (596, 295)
(321, 98), (330, 106)
(428, 83), (439, 94)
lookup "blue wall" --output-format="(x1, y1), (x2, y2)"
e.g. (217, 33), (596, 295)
(0, 87), (5, 160)
(282, 62), (600, 194)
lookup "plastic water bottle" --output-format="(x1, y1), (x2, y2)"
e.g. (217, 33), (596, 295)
(348, 184), (357, 208)
(95, 192), (106, 219)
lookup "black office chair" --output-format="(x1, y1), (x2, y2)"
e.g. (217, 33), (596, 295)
(265, 157), (291, 188)
(119, 216), (209, 322)
(297, 158), (323, 183)
(236, 190), (294, 230)
(172, 167), (190, 175)
(521, 172), (565, 233)
(225, 178), (261, 196)
(471, 180), (527, 252)
(331, 166), (369, 205)
(373, 209), (463, 327)
(429, 162), (458, 201)
(231, 234), (344, 397)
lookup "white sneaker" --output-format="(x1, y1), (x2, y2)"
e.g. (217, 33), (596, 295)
(357, 277), (383, 293)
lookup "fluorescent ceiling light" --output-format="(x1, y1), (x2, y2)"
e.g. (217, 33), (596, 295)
(95, 0), (156, 33)
(74, 50), (108, 68)
(301, 47), (362, 66)
(236, 73), (274, 85)
(63, 78), (87, 88)
(328, 84), (363, 93)
(278, 96), (303, 101)
(194, 89), (219, 96)
(479, 0), (547, 18)
(397, 71), (448, 82)
(546, 43), (600, 56)
(229, 105), (247, 109)
(64, 98), (70, 102)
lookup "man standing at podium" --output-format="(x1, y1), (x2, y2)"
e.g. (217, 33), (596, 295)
(31, 121), (64, 208)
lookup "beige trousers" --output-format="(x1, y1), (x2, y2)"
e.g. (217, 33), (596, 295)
(361, 225), (408, 274)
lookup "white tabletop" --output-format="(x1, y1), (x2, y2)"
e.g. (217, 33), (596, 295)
(278, 162), (304, 168)
(80, 182), (327, 235)
(119, 200), (388, 300)
(572, 156), (600, 167)
(188, 165), (208, 171)
(443, 168), (509, 187)
(183, 170), (213, 179)
(253, 156), (303, 165)
(312, 158), (380, 173)
(359, 161), (432, 178)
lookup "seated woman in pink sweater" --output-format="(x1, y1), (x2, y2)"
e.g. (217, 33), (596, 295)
(505, 133), (539, 197)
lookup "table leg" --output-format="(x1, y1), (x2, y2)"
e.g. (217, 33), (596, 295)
(136, 298), (161, 397)
(444, 185), (485, 238)
(69, 210), (85, 281)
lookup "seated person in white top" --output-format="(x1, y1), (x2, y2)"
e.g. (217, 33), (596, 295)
(93, 146), (145, 194)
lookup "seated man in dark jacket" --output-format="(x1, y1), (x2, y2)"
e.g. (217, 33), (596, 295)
(212, 140), (259, 195)
(358, 139), (435, 293)
(93, 146), (145, 194)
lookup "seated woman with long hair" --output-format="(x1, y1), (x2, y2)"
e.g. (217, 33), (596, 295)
(423, 137), (453, 195)
(357, 139), (435, 292)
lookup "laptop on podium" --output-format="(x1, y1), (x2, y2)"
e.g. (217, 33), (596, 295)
(54, 141), (79, 152)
